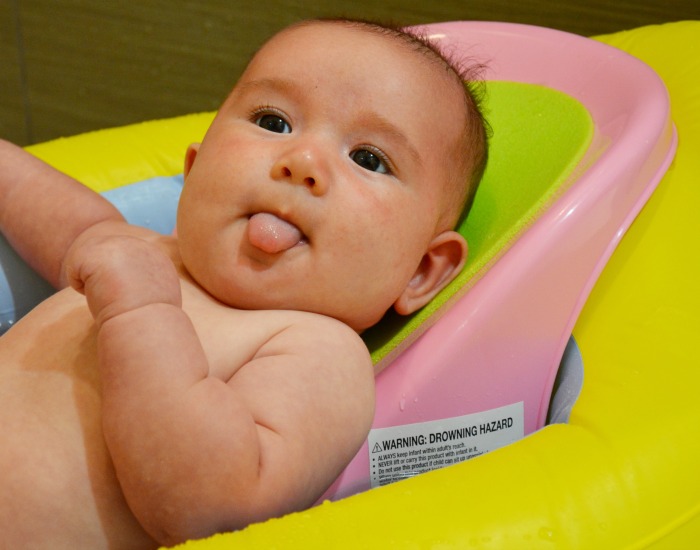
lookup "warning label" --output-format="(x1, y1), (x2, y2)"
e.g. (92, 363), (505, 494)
(368, 402), (523, 488)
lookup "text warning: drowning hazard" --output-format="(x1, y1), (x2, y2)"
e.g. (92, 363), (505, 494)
(368, 402), (524, 488)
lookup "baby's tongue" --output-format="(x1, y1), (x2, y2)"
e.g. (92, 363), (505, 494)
(247, 212), (303, 254)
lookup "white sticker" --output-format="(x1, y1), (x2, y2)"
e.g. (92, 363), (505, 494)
(368, 402), (524, 488)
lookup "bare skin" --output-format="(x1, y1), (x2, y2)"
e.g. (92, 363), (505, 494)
(0, 20), (473, 549)
(0, 227), (374, 548)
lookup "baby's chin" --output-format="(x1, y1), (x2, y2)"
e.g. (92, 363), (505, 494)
(178, 256), (393, 333)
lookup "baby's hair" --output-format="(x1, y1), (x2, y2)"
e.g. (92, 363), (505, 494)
(294, 17), (490, 229)
(398, 25), (489, 227)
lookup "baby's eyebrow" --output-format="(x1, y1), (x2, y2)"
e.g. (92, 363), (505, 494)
(231, 77), (300, 100)
(353, 112), (423, 170)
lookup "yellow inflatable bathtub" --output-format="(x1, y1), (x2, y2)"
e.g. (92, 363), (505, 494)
(2, 19), (697, 550)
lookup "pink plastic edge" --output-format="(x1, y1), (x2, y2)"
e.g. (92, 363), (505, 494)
(322, 21), (677, 500)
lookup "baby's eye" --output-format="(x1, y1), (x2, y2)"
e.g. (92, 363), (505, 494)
(350, 148), (390, 175)
(255, 113), (291, 134)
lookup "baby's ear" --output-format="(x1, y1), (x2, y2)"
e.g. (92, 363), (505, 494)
(393, 231), (467, 316)
(184, 143), (201, 177)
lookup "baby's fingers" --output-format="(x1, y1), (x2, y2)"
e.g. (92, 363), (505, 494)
(64, 235), (181, 327)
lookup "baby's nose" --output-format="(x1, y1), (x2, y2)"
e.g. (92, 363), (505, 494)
(271, 145), (328, 196)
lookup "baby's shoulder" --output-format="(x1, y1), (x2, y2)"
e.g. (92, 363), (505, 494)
(245, 309), (372, 371)
(268, 310), (370, 361)
(183, 294), (372, 381)
(231, 311), (376, 430)
(257, 311), (375, 396)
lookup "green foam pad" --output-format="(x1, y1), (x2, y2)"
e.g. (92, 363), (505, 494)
(363, 81), (594, 365)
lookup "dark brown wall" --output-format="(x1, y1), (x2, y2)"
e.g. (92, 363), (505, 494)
(2, 0), (698, 145)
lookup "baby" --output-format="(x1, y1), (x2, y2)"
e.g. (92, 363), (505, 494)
(0, 18), (487, 549)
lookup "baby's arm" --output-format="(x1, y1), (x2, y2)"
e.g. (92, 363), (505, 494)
(67, 236), (375, 545)
(0, 139), (125, 287)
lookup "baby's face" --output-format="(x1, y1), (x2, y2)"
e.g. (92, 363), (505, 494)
(177, 22), (466, 331)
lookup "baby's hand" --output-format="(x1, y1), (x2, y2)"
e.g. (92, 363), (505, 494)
(64, 235), (181, 328)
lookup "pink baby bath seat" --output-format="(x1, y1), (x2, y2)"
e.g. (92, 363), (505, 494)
(323, 20), (676, 500)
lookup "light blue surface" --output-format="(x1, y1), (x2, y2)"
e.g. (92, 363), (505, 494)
(101, 174), (184, 234)
(547, 336), (584, 424)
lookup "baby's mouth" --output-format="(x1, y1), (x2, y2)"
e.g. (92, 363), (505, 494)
(247, 212), (307, 254)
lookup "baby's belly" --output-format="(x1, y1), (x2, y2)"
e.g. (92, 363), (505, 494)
(0, 293), (155, 548)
